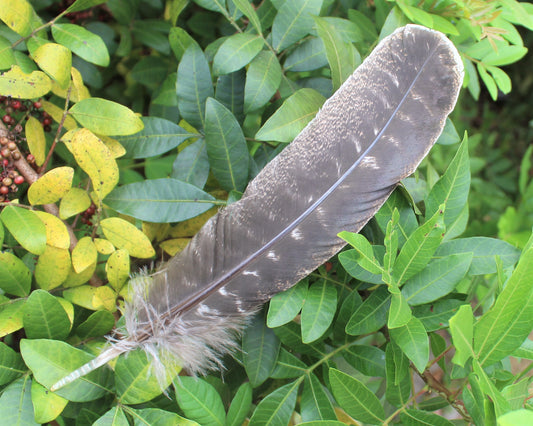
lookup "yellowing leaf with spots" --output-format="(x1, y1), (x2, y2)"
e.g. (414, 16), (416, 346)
(160, 238), (190, 256)
(69, 97), (144, 136)
(106, 249), (130, 291)
(28, 166), (74, 205)
(0, 0), (35, 36)
(57, 297), (74, 327)
(94, 238), (115, 255)
(142, 222), (171, 242)
(99, 135), (126, 158)
(170, 207), (218, 238)
(35, 246), (71, 290)
(33, 43), (72, 89)
(0, 298), (25, 338)
(59, 187), (91, 219)
(72, 236), (97, 273)
(0, 66), (51, 99)
(100, 217), (155, 258)
(63, 285), (116, 311)
(41, 99), (78, 130)
(25, 116), (46, 166)
(67, 129), (119, 200)
(52, 67), (90, 102)
(34, 211), (70, 249)
(63, 262), (96, 288)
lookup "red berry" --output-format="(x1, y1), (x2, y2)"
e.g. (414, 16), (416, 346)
(14, 175), (24, 185)
(0, 186), (9, 195)
(11, 100), (21, 110)
(26, 154), (35, 163)
(3, 114), (11, 124)
(42, 117), (52, 126)
(33, 101), (42, 109)
(2, 159), (8, 167)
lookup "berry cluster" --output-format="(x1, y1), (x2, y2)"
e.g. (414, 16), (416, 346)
(0, 97), (52, 132)
(81, 203), (97, 226)
(0, 136), (25, 202)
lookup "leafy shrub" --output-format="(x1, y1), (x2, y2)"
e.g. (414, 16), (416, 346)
(0, 0), (532, 425)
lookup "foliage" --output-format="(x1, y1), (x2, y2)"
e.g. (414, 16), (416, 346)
(0, 0), (532, 425)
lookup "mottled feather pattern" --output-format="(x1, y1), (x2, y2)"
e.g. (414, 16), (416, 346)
(51, 25), (463, 391)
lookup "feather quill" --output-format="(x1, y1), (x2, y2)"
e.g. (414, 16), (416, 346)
(51, 24), (463, 391)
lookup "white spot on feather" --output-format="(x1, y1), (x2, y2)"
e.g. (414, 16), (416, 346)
(362, 156), (380, 169)
(219, 287), (228, 296)
(267, 250), (280, 261)
(243, 270), (259, 277)
(291, 228), (303, 240)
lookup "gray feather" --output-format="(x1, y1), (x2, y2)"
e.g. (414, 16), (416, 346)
(51, 24), (463, 391)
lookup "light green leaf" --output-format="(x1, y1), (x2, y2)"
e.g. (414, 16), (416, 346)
(169, 27), (197, 61)
(0, 298), (25, 338)
(338, 232), (383, 275)
(272, 0), (323, 52)
(0, 342), (25, 386)
(0, 251), (31, 297)
(270, 348), (307, 379)
(244, 49), (282, 113)
(52, 23), (109, 66)
(0, 205), (46, 255)
(31, 380), (68, 424)
(227, 382), (253, 426)
(248, 380), (299, 426)
(346, 286), (390, 335)
(205, 97), (250, 191)
(283, 37), (327, 72)
(0, 66), (52, 99)
(388, 291), (411, 329)
(498, 409), (533, 426)
(213, 33), (263, 75)
(413, 299), (462, 332)
(174, 376), (226, 426)
(256, 88), (325, 142)
(23, 290), (71, 340)
(193, 0), (226, 14)
(267, 280), (308, 328)
(301, 281), (337, 343)
(0, 35), (15, 70)
(329, 368), (385, 424)
(233, 0), (262, 34)
(0, 376), (38, 426)
(449, 304), (474, 367)
(131, 408), (191, 426)
(482, 45), (528, 66)
(472, 361), (511, 417)
(390, 316), (429, 372)
(477, 63), (498, 100)
(93, 407), (129, 426)
(488, 66), (512, 94)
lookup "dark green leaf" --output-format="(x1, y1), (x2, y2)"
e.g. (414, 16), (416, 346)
(174, 376), (226, 426)
(301, 281), (337, 343)
(329, 368), (385, 424)
(227, 382), (252, 426)
(116, 117), (195, 159)
(346, 286), (390, 335)
(76, 310), (115, 339)
(171, 138), (210, 188)
(213, 33), (263, 75)
(193, 0), (226, 14)
(248, 380), (299, 426)
(413, 299), (462, 332)
(65, 0), (107, 13)
(374, 189), (418, 247)
(284, 37), (327, 72)
(0, 376), (37, 426)
(273, 321), (325, 357)
(385, 342), (411, 407)
(342, 345), (386, 377)
(215, 69), (246, 124)
(401, 409), (454, 426)
(233, 0), (262, 34)
(267, 279), (308, 328)
(130, 56), (168, 89)
(390, 316), (429, 372)
(105, 178), (217, 223)
(301, 374), (337, 421)
(244, 49), (282, 113)
(177, 44), (214, 130)
(131, 20), (170, 55)
(270, 348), (307, 379)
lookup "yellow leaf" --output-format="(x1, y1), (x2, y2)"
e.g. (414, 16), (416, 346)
(41, 99), (78, 130)
(170, 207), (218, 237)
(33, 43), (72, 89)
(106, 249), (130, 291)
(100, 217), (155, 258)
(63, 262), (96, 288)
(63, 285), (116, 311)
(25, 116), (46, 166)
(0, 298), (25, 338)
(72, 236), (97, 273)
(142, 222), (171, 242)
(94, 238), (115, 255)
(59, 187), (91, 219)
(52, 67), (90, 102)
(0, 0), (35, 36)
(33, 211), (70, 249)
(99, 135), (126, 158)
(28, 166), (74, 205)
(56, 297), (74, 328)
(35, 245), (71, 290)
(66, 129), (119, 200)
(0, 65), (51, 98)
(160, 238), (190, 256)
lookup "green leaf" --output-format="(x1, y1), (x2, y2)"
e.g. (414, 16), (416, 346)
(0, 298), (25, 338)
(498, 409), (533, 426)
(283, 37), (327, 72)
(0, 205), (46, 255)
(233, 0), (262, 33)
(248, 380), (299, 426)
(401, 409), (454, 426)
(169, 27), (197, 61)
(435, 237), (520, 275)
(272, 0), (323, 52)
(0, 251), (31, 297)
(52, 23), (109, 66)
(329, 368), (385, 424)
(472, 361), (511, 417)
(338, 232), (383, 275)
(177, 44), (214, 130)
(171, 139), (209, 188)
(116, 117), (195, 159)
(130, 408), (189, 426)
(215, 68), (246, 124)
(20, 339), (111, 402)
(116, 350), (169, 404)
(413, 299), (462, 332)
(131, 56), (168, 89)
(205, 97), (250, 192)
(76, 310), (115, 339)
(375, 189), (418, 246)
(436, 118), (461, 146)
(301, 374), (337, 421)
(426, 134), (470, 230)
(227, 382), (252, 426)
(0, 35), (15, 70)
(243, 315), (280, 387)
(23, 290), (71, 340)
(449, 304), (474, 367)
(267, 280), (308, 328)
(0, 342), (25, 386)
(482, 45), (528, 66)
(33, 43), (72, 89)
(477, 63), (498, 101)
(193, 0), (226, 14)
(488, 66), (512, 94)
(65, 0), (107, 13)
(342, 345), (386, 377)
(388, 291), (411, 329)
(463, 373), (486, 426)
(93, 406), (129, 426)
(256, 88), (325, 142)
(69, 98), (144, 136)
(213, 33), (263, 76)
(402, 253), (473, 306)
(474, 247), (533, 366)
(314, 16), (359, 90)
(270, 348), (307, 379)
(31, 380), (68, 424)
(105, 178), (216, 223)
(174, 376), (226, 426)
(385, 342), (411, 407)
(389, 316), (429, 372)
(131, 20), (170, 55)
(244, 49), (282, 113)
(301, 281), (337, 343)
(346, 286), (390, 335)
(0, 376), (38, 426)
(393, 206), (445, 285)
